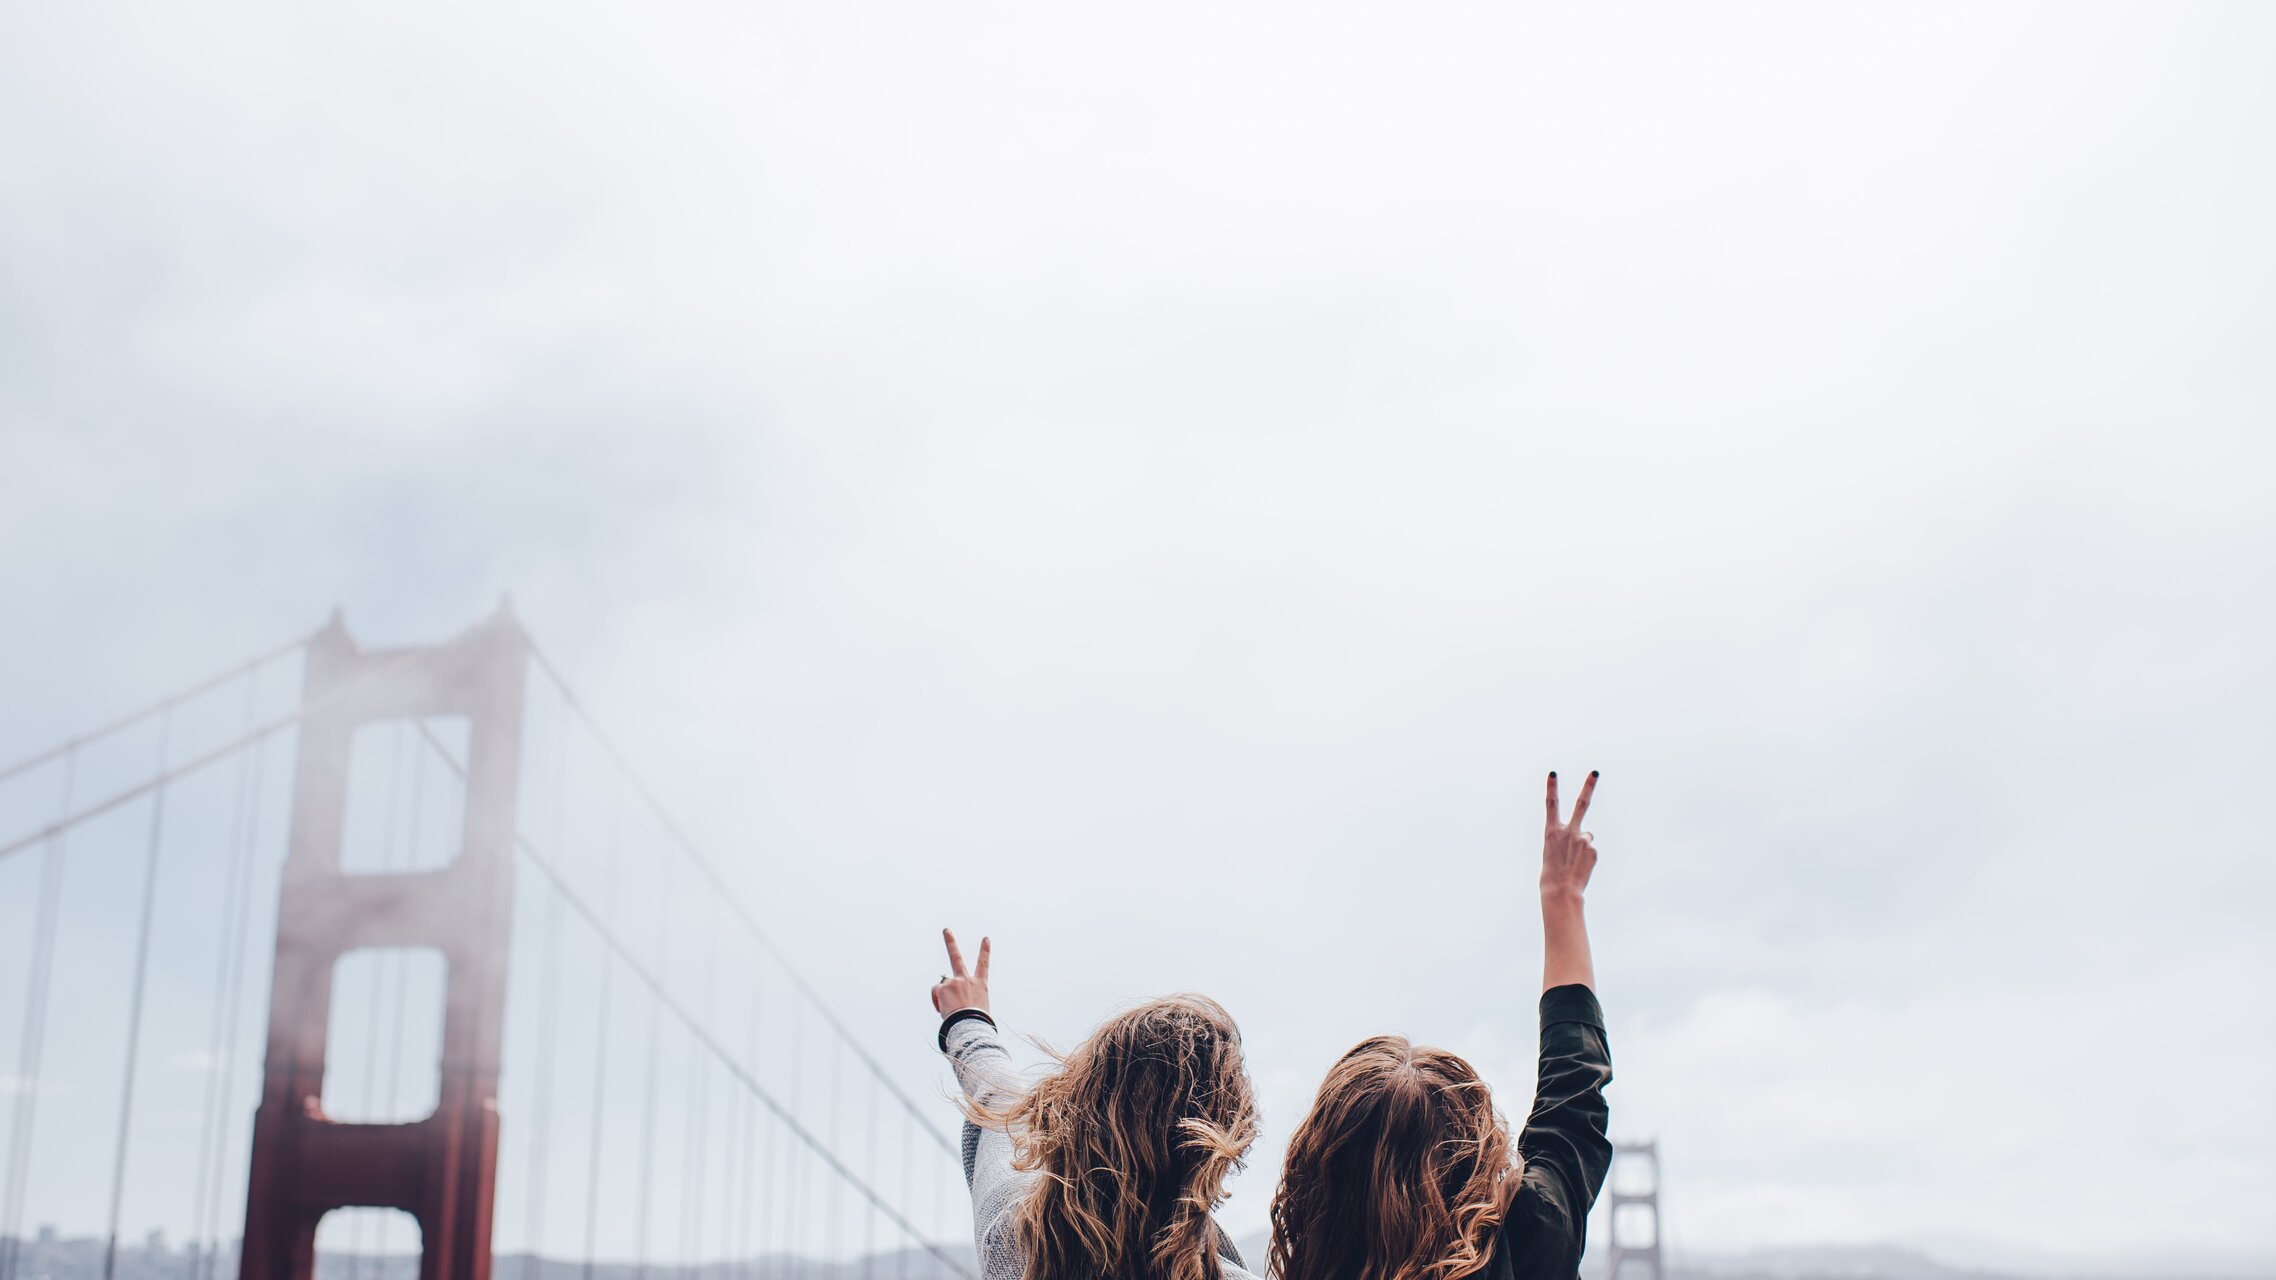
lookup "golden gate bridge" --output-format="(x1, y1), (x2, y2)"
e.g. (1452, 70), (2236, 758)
(0, 608), (977, 1280)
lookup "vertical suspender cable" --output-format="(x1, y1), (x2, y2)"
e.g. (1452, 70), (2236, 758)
(634, 985), (663, 1280)
(523, 703), (573, 1280)
(827, 1041), (843, 1261)
(523, 886), (564, 1280)
(186, 678), (263, 1280)
(934, 1143), (948, 1265)
(739, 975), (762, 1280)
(677, 968), (695, 1263)
(580, 795), (623, 1280)
(0, 750), (76, 1280)
(633, 853), (672, 1280)
(677, 1028), (696, 1269)
(899, 1111), (913, 1280)
(687, 913), (718, 1274)
(719, 1049), (739, 1280)
(756, 968), (780, 1280)
(863, 1077), (878, 1280)
(782, 996), (804, 1280)
(101, 709), (174, 1280)
(199, 734), (269, 1280)
(788, 1121), (806, 1277)
(719, 1032), (741, 1280)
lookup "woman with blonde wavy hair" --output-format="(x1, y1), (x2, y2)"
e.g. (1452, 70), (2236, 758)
(1271, 771), (1615, 1280)
(927, 930), (1260, 1280)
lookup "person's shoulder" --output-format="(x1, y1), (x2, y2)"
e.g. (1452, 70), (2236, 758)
(1208, 1219), (1258, 1279)
(1220, 1258), (1265, 1280)
(1472, 1231), (1519, 1280)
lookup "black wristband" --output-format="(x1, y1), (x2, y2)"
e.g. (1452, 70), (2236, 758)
(937, 1007), (997, 1052)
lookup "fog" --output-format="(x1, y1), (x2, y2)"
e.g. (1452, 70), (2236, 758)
(2, 2), (2272, 1275)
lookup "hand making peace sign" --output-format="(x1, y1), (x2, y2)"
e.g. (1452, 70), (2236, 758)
(1541, 769), (1600, 902)
(930, 928), (992, 1018)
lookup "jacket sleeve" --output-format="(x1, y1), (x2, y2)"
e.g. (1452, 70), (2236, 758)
(1497, 984), (1614, 1279)
(942, 1013), (1033, 1280)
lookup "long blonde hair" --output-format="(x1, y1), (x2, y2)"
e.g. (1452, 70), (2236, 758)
(1269, 1036), (1518, 1280)
(971, 994), (1257, 1280)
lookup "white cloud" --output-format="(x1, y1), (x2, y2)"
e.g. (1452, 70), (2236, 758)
(1, 0), (2270, 1267)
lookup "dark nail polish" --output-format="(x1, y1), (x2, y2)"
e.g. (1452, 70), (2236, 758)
(1549, 771), (1557, 780)
(1590, 770), (1599, 778)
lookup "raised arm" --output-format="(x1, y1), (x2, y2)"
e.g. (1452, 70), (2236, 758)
(1539, 770), (1598, 993)
(926, 931), (1260, 1280)
(930, 928), (1013, 1109)
(928, 929), (1029, 1280)
(1500, 770), (1613, 1278)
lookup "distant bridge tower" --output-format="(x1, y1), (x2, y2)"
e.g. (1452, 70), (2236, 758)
(1604, 1139), (1663, 1280)
(241, 609), (529, 1280)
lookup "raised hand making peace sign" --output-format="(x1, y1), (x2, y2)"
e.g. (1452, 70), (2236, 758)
(1539, 770), (1600, 992)
(1542, 769), (1600, 902)
(930, 927), (992, 1018)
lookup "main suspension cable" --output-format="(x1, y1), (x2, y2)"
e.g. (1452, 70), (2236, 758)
(0, 630), (311, 787)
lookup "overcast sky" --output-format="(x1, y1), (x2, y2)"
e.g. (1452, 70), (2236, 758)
(2, 1), (2272, 1275)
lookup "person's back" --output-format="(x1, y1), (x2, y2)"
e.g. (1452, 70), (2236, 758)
(928, 931), (1261, 1280)
(1272, 772), (1614, 1280)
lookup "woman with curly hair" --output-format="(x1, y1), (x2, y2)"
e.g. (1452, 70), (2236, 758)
(1270, 770), (1615, 1280)
(928, 931), (1260, 1280)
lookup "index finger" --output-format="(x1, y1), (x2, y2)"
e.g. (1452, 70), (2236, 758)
(976, 936), (991, 982)
(1568, 771), (1598, 829)
(942, 928), (967, 977)
(1545, 771), (1561, 826)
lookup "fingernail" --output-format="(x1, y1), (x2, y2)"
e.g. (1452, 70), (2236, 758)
(1549, 771), (1557, 779)
(1590, 770), (1599, 778)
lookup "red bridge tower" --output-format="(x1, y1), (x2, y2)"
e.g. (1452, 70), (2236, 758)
(240, 609), (528, 1280)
